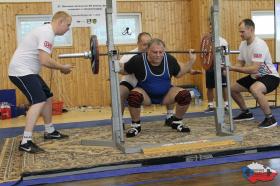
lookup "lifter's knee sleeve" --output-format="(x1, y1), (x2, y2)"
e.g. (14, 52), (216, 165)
(127, 91), (143, 108)
(175, 89), (191, 106)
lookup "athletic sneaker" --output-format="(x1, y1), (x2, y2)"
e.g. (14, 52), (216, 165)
(44, 130), (69, 140)
(126, 124), (141, 138)
(171, 120), (191, 133)
(164, 117), (173, 127)
(19, 141), (45, 154)
(233, 112), (254, 121)
(204, 106), (215, 113)
(258, 116), (278, 129)
(224, 105), (229, 112)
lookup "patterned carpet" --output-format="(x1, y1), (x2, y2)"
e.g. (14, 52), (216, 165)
(1, 116), (280, 184)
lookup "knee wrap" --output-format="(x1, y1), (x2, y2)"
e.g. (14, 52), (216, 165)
(175, 89), (191, 106)
(127, 91), (143, 108)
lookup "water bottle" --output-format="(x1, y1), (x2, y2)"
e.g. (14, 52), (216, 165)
(194, 96), (200, 105)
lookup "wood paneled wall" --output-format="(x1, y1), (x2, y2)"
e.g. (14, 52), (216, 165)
(220, 0), (275, 87)
(0, 0), (275, 107)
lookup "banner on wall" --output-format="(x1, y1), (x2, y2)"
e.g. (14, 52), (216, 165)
(52, 0), (106, 27)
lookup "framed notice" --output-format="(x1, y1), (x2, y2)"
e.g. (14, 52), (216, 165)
(52, 0), (106, 28)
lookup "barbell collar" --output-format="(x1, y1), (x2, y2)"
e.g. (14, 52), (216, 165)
(108, 50), (118, 56)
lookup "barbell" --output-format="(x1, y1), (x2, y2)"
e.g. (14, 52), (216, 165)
(58, 35), (240, 74)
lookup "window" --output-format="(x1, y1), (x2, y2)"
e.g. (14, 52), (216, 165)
(251, 11), (274, 39)
(91, 13), (141, 45)
(16, 15), (72, 47)
(276, 0), (280, 62)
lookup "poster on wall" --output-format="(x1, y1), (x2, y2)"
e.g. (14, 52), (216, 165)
(52, 0), (106, 28)
(275, 0), (280, 62)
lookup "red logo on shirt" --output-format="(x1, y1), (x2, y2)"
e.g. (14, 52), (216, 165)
(44, 41), (53, 50)
(253, 53), (262, 58)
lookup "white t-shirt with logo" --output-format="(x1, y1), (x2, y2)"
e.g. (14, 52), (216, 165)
(238, 37), (279, 79)
(8, 24), (55, 76)
(119, 47), (139, 87)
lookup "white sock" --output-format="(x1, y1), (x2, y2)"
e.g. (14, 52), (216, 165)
(21, 131), (32, 144)
(131, 123), (141, 128)
(208, 102), (214, 108)
(224, 101), (229, 107)
(166, 109), (174, 119)
(44, 123), (55, 134)
(189, 90), (195, 98)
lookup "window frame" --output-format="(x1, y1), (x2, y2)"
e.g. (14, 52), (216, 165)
(90, 12), (142, 45)
(16, 14), (73, 47)
(251, 10), (275, 39)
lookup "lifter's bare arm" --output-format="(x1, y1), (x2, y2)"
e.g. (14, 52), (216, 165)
(39, 50), (74, 74)
(176, 49), (197, 77)
(229, 60), (260, 74)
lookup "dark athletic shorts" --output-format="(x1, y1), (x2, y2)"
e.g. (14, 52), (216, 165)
(237, 75), (280, 94)
(206, 69), (227, 88)
(9, 74), (53, 105)
(120, 81), (134, 91)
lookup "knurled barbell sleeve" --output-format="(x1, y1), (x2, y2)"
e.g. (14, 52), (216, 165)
(228, 50), (240, 54)
(58, 51), (91, 59)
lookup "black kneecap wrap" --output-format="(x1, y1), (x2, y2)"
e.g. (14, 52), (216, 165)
(175, 89), (191, 106)
(127, 91), (143, 108)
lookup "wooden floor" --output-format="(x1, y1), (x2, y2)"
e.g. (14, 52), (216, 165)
(47, 159), (280, 186)
(2, 96), (280, 186)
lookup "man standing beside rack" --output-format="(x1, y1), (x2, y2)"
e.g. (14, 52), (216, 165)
(229, 18), (279, 128)
(8, 11), (73, 153)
